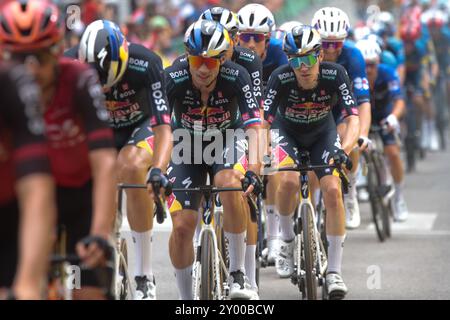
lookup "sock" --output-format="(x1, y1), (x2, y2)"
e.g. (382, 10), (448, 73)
(225, 231), (246, 273)
(265, 205), (279, 240)
(394, 182), (404, 200)
(327, 235), (346, 274)
(278, 212), (295, 242)
(174, 266), (193, 300)
(131, 230), (153, 279)
(245, 245), (257, 289)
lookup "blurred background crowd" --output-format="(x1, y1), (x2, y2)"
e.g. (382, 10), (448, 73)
(56, 0), (449, 67)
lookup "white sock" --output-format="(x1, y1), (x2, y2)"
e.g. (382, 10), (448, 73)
(174, 266), (193, 300)
(225, 231), (246, 273)
(265, 205), (279, 240)
(394, 182), (404, 200)
(131, 230), (153, 279)
(278, 212), (295, 242)
(245, 245), (257, 289)
(327, 235), (345, 274)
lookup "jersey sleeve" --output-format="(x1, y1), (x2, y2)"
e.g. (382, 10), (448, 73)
(234, 67), (261, 128)
(75, 67), (115, 151)
(4, 66), (50, 178)
(347, 47), (371, 105)
(262, 69), (285, 124)
(334, 66), (359, 120)
(386, 66), (404, 101)
(144, 52), (171, 127)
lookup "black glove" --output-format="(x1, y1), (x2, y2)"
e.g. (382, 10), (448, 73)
(80, 236), (114, 261)
(242, 170), (263, 196)
(333, 149), (353, 170)
(147, 167), (172, 196)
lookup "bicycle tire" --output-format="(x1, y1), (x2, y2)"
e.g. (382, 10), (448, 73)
(366, 153), (387, 242)
(301, 205), (317, 300)
(373, 153), (391, 239)
(200, 231), (215, 300)
(215, 222), (228, 293)
(117, 238), (129, 300)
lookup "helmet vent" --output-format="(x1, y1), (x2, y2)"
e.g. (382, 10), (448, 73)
(249, 13), (254, 26)
(260, 17), (268, 26)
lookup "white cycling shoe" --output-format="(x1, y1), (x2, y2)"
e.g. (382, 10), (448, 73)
(134, 275), (156, 300)
(267, 238), (279, 265)
(393, 195), (409, 222)
(326, 272), (348, 300)
(228, 270), (256, 300)
(275, 239), (295, 278)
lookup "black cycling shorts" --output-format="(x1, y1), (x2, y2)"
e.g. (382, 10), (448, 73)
(0, 200), (19, 288)
(113, 118), (155, 155)
(270, 117), (341, 180)
(166, 129), (248, 213)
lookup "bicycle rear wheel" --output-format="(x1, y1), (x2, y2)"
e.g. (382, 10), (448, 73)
(116, 238), (131, 300)
(301, 205), (317, 300)
(200, 231), (216, 300)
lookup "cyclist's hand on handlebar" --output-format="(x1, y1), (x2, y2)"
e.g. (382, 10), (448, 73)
(358, 136), (372, 151)
(146, 167), (172, 200)
(241, 170), (263, 197)
(382, 114), (400, 133)
(76, 235), (113, 269)
(332, 149), (353, 171)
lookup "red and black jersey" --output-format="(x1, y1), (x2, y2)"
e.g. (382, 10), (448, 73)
(0, 63), (50, 205)
(44, 58), (114, 187)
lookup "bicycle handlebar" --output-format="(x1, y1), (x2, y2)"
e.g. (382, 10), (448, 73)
(117, 184), (260, 223)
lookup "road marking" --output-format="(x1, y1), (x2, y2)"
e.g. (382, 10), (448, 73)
(365, 212), (438, 232)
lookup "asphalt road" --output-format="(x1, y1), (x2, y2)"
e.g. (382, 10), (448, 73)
(119, 143), (450, 300)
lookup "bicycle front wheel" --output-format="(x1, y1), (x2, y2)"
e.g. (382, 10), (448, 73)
(200, 231), (216, 300)
(301, 205), (318, 300)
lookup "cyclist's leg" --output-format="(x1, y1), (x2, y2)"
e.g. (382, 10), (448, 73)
(337, 119), (361, 229)
(271, 124), (299, 278)
(382, 131), (408, 220)
(166, 161), (207, 300)
(312, 129), (348, 295)
(116, 122), (156, 293)
(57, 180), (113, 300)
(212, 129), (255, 299)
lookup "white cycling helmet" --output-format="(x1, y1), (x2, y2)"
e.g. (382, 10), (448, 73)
(353, 25), (371, 41)
(355, 39), (381, 61)
(278, 21), (303, 33)
(312, 7), (350, 40)
(237, 3), (276, 34)
(377, 11), (395, 27)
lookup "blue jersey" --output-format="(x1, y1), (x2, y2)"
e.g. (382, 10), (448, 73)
(371, 63), (403, 122)
(263, 37), (288, 87)
(337, 41), (371, 106)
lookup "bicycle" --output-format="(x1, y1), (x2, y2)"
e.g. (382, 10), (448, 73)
(117, 182), (259, 300)
(358, 125), (395, 242)
(265, 151), (350, 300)
(115, 182), (169, 300)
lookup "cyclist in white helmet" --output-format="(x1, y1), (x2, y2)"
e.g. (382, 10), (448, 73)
(312, 7), (372, 230)
(355, 38), (409, 221)
(237, 2), (288, 271)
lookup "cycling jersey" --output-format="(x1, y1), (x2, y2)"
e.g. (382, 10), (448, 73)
(381, 50), (399, 69)
(164, 59), (260, 213)
(166, 59), (261, 134)
(172, 45), (264, 109)
(386, 37), (406, 65)
(262, 37), (288, 87)
(370, 63), (403, 146)
(65, 43), (171, 153)
(264, 62), (358, 179)
(336, 41), (371, 106)
(264, 62), (359, 133)
(44, 58), (114, 188)
(0, 63), (49, 205)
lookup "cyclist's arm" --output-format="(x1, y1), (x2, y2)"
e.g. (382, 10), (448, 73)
(388, 71), (406, 120)
(237, 69), (263, 174)
(336, 67), (360, 154)
(146, 53), (173, 173)
(6, 68), (56, 299)
(76, 68), (117, 238)
(358, 101), (371, 139)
